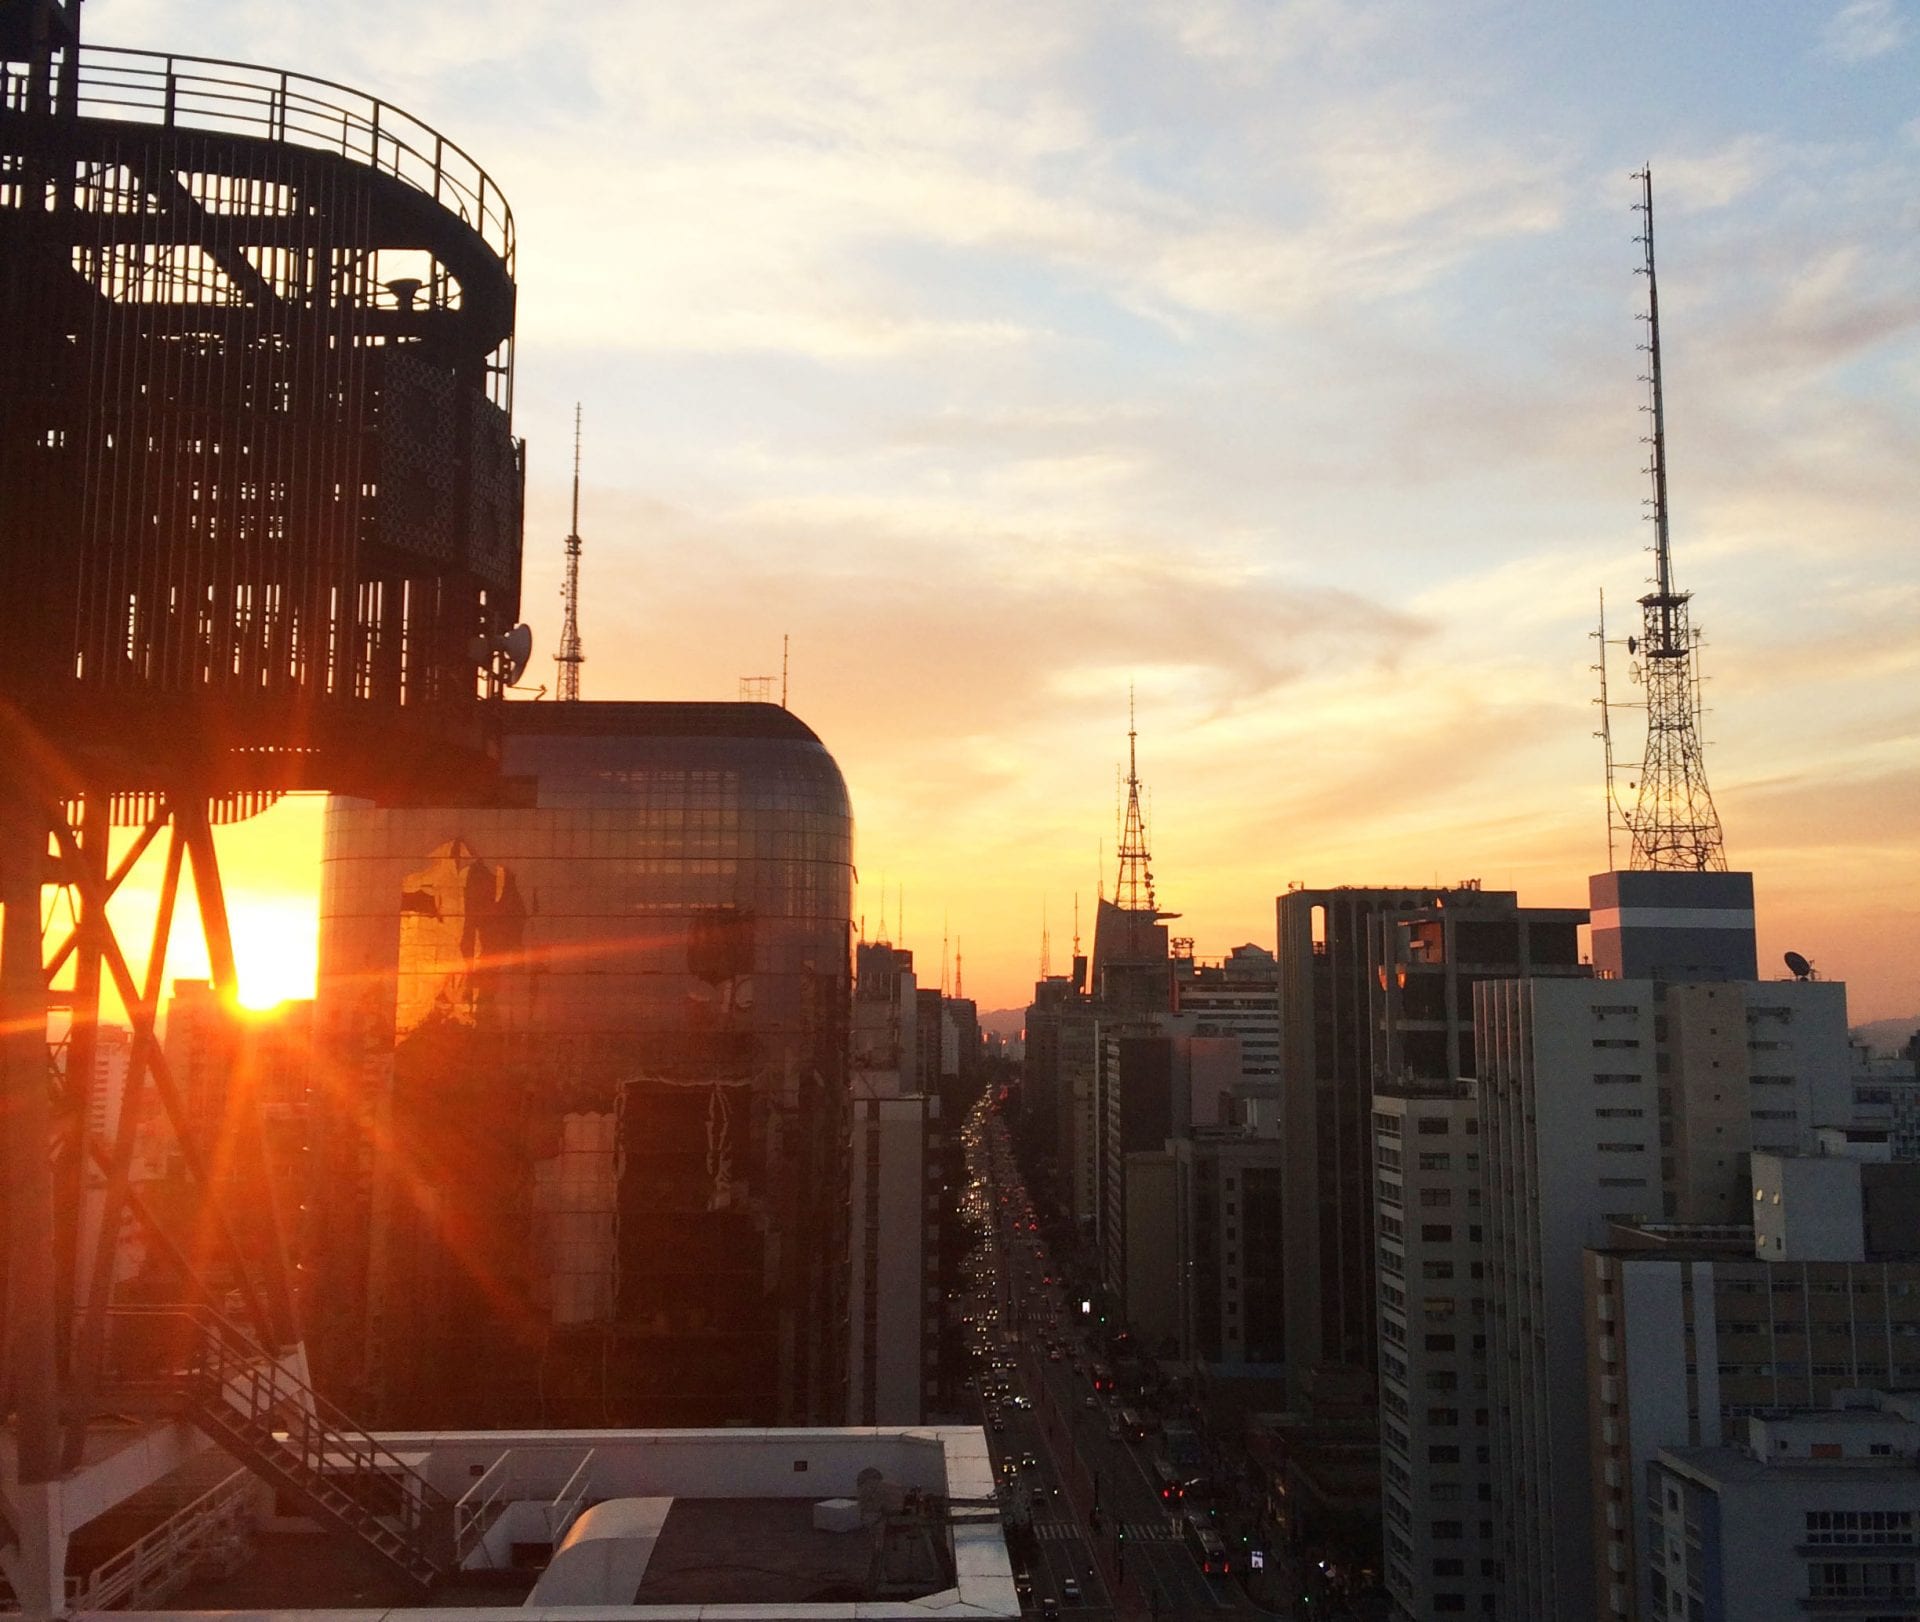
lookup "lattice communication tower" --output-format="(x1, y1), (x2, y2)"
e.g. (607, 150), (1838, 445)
(556, 402), (585, 700)
(1114, 688), (1157, 910)
(1621, 167), (1726, 872)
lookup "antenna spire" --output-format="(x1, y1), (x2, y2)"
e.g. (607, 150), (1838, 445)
(1040, 900), (1051, 980)
(1623, 169), (1725, 872)
(555, 403), (586, 702)
(1114, 686), (1158, 911)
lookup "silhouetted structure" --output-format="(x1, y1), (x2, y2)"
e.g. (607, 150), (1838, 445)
(1, 7), (523, 1607)
(1620, 167), (1724, 873)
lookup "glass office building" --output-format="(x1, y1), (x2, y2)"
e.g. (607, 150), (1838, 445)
(309, 702), (853, 1428)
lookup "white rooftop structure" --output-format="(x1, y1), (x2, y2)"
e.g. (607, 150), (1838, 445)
(11, 1425), (1015, 1621)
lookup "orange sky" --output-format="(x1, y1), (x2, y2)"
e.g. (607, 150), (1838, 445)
(86, 0), (1919, 1030)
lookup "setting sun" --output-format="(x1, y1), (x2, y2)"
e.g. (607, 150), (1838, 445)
(229, 896), (322, 1011)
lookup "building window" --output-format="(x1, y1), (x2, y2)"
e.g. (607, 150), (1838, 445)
(1805, 1510), (1914, 1546)
(1417, 1118), (1449, 1135)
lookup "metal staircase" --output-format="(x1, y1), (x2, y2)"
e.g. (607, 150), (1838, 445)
(109, 1308), (473, 1592)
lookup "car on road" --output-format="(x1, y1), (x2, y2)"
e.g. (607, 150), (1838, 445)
(1061, 1575), (1082, 1602)
(1039, 1599), (1060, 1619)
(1014, 1570), (1033, 1602)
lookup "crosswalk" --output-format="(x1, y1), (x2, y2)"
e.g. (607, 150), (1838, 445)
(1034, 1520), (1179, 1544)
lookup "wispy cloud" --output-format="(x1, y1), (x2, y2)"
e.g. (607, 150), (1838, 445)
(1821, 0), (1909, 62)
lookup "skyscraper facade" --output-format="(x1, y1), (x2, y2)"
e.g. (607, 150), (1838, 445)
(309, 701), (853, 1429)
(1476, 967), (1851, 1620)
(1281, 884), (1578, 1397)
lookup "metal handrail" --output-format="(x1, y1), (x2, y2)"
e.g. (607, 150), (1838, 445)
(107, 1305), (453, 1551)
(67, 1466), (255, 1611)
(199, 1326), (447, 1537)
(0, 44), (512, 267)
(453, 1446), (516, 1561)
(548, 1447), (596, 1544)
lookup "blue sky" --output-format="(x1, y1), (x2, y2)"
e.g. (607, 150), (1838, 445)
(99, 0), (1919, 1019)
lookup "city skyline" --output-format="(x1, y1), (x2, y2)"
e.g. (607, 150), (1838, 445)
(87, 0), (1918, 1021)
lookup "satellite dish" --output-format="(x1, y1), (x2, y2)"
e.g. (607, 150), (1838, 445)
(468, 623), (534, 687)
(1784, 950), (1812, 981)
(1627, 635), (1638, 655)
(498, 623), (533, 685)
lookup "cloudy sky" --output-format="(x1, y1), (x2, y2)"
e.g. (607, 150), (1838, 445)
(96, 0), (1918, 1021)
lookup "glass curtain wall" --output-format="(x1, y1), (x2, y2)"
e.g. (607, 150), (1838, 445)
(309, 703), (853, 1427)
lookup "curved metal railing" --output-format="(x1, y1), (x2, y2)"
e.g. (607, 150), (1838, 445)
(1, 44), (513, 267)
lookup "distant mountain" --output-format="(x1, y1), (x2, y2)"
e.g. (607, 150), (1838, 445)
(1853, 1017), (1920, 1057)
(975, 1006), (1026, 1041)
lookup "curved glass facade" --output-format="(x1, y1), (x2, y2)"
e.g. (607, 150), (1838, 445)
(310, 703), (853, 1428)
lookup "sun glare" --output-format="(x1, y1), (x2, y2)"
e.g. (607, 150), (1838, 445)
(230, 898), (321, 1011)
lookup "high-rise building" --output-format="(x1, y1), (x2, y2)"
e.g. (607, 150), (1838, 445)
(1171, 1131), (1286, 1370)
(1174, 943), (1281, 1108)
(1366, 894), (1586, 1619)
(1280, 884), (1579, 1399)
(1476, 943), (1853, 1620)
(847, 941), (943, 1425)
(1099, 1024), (1177, 1306)
(1584, 1200), (1920, 1620)
(310, 701), (853, 1429)
(1059, 1002), (1102, 1231)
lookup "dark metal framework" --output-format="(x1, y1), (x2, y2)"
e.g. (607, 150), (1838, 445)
(1623, 167), (1726, 873)
(0, 8), (522, 1602)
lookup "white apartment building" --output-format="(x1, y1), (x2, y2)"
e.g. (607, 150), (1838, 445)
(1585, 1222), (1920, 1620)
(1646, 1394), (1920, 1621)
(1476, 972), (1851, 1621)
(1175, 944), (1281, 1088)
(1373, 1090), (1493, 1619)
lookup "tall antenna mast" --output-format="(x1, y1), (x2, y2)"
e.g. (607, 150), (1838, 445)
(555, 403), (586, 702)
(1072, 893), (1080, 959)
(1623, 168), (1725, 871)
(954, 938), (963, 1001)
(1040, 901), (1051, 980)
(1593, 589), (1620, 870)
(1114, 686), (1157, 910)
